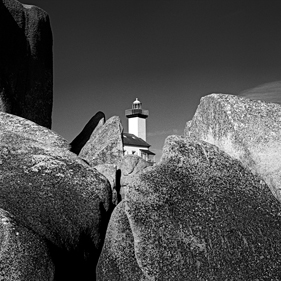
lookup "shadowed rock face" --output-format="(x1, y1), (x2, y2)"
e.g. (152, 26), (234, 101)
(97, 136), (281, 280)
(0, 112), (113, 280)
(95, 163), (121, 206)
(239, 81), (281, 105)
(0, 0), (53, 128)
(70, 111), (105, 155)
(96, 201), (144, 281)
(79, 116), (124, 167)
(185, 93), (281, 202)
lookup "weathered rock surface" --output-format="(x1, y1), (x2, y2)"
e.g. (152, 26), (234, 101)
(95, 164), (117, 191)
(0, 209), (55, 281)
(0, 112), (113, 280)
(97, 136), (281, 280)
(0, 0), (53, 128)
(95, 163), (120, 205)
(96, 201), (144, 281)
(118, 154), (152, 199)
(70, 111), (105, 155)
(79, 116), (124, 167)
(0, 111), (69, 151)
(94, 155), (152, 205)
(185, 93), (281, 202)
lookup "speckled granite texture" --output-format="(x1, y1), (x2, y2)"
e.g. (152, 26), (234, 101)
(185, 93), (281, 202)
(0, 112), (113, 280)
(95, 163), (119, 205)
(118, 154), (152, 199)
(94, 155), (152, 206)
(96, 201), (144, 281)
(0, 0), (53, 128)
(79, 116), (124, 167)
(97, 135), (281, 280)
(0, 209), (54, 281)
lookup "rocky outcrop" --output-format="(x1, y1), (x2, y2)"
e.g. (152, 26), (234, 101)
(70, 111), (105, 155)
(97, 136), (281, 280)
(118, 154), (152, 199)
(0, 112), (113, 280)
(0, 0), (53, 128)
(79, 116), (124, 167)
(95, 163), (120, 206)
(96, 201), (144, 281)
(0, 110), (69, 151)
(93, 155), (152, 205)
(185, 93), (281, 202)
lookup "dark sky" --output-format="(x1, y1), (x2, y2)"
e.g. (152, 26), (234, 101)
(26, 0), (281, 161)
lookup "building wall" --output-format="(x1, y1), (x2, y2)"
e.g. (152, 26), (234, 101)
(123, 145), (154, 162)
(128, 117), (146, 141)
(124, 145), (148, 157)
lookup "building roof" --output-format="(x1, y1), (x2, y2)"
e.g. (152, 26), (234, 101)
(123, 133), (150, 147)
(140, 149), (156, 156)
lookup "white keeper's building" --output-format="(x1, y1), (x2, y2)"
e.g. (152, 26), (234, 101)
(123, 98), (155, 163)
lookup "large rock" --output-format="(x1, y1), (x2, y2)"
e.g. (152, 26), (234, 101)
(117, 154), (152, 199)
(95, 163), (120, 206)
(96, 201), (144, 281)
(0, 209), (55, 281)
(0, 110), (69, 151)
(79, 116), (124, 167)
(185, 93), (281, 202)
(94, 155), (152, 205)
(70, 111), (105, 155)
(0, 112), (113, 280)
(97, 136), (281, 280)
(0, 0), (53, 128)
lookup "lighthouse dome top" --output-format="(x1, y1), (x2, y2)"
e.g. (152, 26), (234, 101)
(125, 98), (149, 118)
(132, 98), (142, 109)
(133, 98), (141, 104)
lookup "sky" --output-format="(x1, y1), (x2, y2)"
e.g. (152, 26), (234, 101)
(25, 0), (281, 162)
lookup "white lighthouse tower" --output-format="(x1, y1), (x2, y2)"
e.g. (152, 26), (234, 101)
(123, 98), (155, 163)
(125, 98), (149, 141)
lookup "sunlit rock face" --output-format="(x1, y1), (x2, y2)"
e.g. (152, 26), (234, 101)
(0, 112), (113, 280)
(185, 93), (281, 202)
(238, 81), (281, 105)
(117, 154), (152, 199)
(95, 163), (120, 206)
(97, 136), (281, 280)
(70, 111), (105, 155)
(0, 0), (53, 128)
(79, 116), (124, 167)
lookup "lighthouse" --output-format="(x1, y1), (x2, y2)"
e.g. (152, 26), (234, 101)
(123, 98), (155, 163)
(125, 98), (149, 141)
